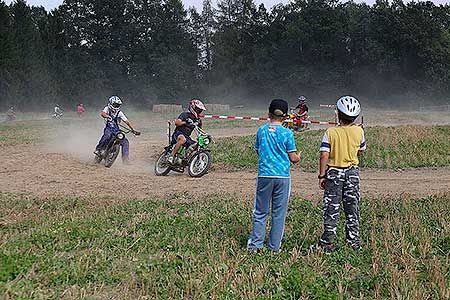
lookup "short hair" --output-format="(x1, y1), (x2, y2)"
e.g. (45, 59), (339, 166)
(338, 111), (357, 124)
(269, 113), (285, 121)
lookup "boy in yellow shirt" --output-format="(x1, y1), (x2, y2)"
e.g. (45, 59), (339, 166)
(318, 96), (366, 253)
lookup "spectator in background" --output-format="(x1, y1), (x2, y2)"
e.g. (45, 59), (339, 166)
(77, 103), (86, 117)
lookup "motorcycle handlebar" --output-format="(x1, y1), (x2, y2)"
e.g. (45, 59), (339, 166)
(194, 125), (208, 136)
(118, 124), (140, 136)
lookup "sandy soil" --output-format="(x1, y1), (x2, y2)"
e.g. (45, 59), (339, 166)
(1, 132), (449, 201)
(1, 110), (450, 203)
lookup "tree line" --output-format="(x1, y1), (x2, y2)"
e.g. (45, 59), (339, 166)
(1, 0), (450, 110)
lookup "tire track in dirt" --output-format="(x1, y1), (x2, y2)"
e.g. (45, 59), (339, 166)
(1, 140), (449, 200)
(1, 116), (449, 200)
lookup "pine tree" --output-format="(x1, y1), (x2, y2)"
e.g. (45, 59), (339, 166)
(0, 2), (18, 107)
(10, 0), (52, 109)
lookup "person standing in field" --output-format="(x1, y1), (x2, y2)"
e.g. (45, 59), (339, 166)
(77, 103), (86, 117)
(247, 99), (301, 252)
(318, 95), (366, 253)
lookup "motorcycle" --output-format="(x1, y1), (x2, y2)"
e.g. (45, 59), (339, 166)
(154, 122), (213, 177)
(6, 112), (15, 121)
(52, 111), (63, 119)
(94, 125), (140, 168)
(283, 108), (309, 132)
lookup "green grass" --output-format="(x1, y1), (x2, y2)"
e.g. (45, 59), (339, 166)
(212, 125), (450, 171)
(0, 192), (449, 299)
(0, 122), (42, 146)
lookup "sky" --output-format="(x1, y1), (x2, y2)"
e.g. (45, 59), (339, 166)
(3, 0), (450, 11)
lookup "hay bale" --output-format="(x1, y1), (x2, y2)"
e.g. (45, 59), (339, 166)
(152, 104), (183, 113)
(205, 104), (230, 112)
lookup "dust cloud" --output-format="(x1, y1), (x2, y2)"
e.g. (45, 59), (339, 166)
(39, 110), (169, 172)
(42, 117), (105, 164)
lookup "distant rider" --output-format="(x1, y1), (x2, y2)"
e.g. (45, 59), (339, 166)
(53, 104), (63, 118)
(7, 106), (15, 121)
(77, 103), (86, 117)
(293, 95), (309, 129)
(94, 96), (140, 164)
(168, 99), (206, 164)
(294, 96), (309, 118)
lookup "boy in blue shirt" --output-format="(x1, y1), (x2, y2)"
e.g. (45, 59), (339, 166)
(247, 99), (301, 252)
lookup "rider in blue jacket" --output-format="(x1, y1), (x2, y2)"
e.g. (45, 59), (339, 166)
(94, 96), (139, 164)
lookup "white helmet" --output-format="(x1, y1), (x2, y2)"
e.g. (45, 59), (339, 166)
(189, 99), (206, 118)
(108, 96), (122, 112)
(336, 95), (360, 117)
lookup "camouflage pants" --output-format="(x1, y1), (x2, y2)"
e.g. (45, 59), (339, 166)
(320, 168), (360, 246)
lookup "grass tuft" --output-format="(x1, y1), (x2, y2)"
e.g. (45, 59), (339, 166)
(1, 192), (449, 299)
(212, 125), (450, 171)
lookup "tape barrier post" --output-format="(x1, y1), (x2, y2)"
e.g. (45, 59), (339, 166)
(319, 104), (338, 123)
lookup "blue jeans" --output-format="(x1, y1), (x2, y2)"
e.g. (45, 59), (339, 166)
(247, 177), (291, 251)
(95, 127), (129, 159)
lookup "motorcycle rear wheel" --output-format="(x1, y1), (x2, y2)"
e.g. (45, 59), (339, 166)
(188, 151), (211, 178)
(104, 145), (120, 168)
(154, 150), (172, 176)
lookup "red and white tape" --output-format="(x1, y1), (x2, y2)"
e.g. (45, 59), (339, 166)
(200, 114), (337, 125)
(285, 119), (338, 125)
(200, 114), (269, 121)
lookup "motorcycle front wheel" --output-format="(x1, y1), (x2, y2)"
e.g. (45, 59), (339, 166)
(188, 150), (212, 178)
(104, 144), (120, 168)
(154, 150), (172, 176)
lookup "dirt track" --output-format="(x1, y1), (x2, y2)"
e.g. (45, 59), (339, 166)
(1, 136), (449, 201)
(1, 111), (450, 201)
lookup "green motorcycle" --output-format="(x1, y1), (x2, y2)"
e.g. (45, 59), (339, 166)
(154, 123), (213, 177)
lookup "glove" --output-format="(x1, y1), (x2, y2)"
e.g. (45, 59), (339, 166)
(133, 130), (141, 136)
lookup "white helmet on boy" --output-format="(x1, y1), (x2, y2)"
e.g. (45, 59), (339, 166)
(336, 96), (360, 117)
(108, 96), (122, 112)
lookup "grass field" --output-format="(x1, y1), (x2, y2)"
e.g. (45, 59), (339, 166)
(0, 122), (43, 147)
(213, 126), (450, 171)
(1, 192), (449, 299)
(1, 119), (449, 299)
